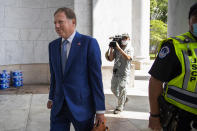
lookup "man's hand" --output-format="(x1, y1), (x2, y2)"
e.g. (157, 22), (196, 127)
(115, 42), (121, 50)
(149, 116), (162, 131)
(47, 100), (53, 109)
(95, 113), (105, 126)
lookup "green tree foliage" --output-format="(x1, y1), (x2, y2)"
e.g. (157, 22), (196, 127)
(151, 0), (168, 23)
(150, 20), (167, 53)
(150, 0), (168, 55)
(150, 0), (157, 17)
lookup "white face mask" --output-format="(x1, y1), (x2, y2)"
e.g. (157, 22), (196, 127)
(121, 40), (128, 46)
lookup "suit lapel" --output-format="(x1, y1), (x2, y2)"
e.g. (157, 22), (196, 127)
(64, 32), (81, 76)
(56, 38), (64, 79)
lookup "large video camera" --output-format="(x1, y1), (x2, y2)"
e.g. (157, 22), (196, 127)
(109, 34), (129, 48)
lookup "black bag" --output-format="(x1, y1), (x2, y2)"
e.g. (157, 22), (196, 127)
(158, 95), (177, 128)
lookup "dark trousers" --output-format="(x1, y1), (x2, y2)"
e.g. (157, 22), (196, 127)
(163, 108), (197, 131)
(50, 101), (94, 131)
(176, 111), (197, 131)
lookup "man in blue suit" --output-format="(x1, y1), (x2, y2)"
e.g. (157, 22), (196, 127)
(47, 7), (105, 131)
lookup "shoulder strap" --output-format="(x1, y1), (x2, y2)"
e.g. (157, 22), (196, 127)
(181, 35), (196, 43)
(171, 37), (185, 43)
(171, 32), (196, 44)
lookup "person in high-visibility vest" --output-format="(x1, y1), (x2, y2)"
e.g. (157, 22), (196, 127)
(148, 2), (197, 131)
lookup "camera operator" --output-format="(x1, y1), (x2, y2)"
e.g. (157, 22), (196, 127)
(106, 34), (134, 114)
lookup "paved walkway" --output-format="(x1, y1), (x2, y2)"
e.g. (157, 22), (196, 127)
(0, 64), (152, 131)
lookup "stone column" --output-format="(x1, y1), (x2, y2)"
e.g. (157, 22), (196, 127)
(132, 0), (150, 69)
(93, 0), (132, 66)
(168, 0), (196, 37)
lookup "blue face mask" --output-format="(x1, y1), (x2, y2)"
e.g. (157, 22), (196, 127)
(192, 24), (197, 37)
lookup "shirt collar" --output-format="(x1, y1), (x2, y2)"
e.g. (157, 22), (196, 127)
(62, 30), (76, 44)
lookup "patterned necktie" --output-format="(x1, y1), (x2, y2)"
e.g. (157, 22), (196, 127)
(61, 40), (68, 74)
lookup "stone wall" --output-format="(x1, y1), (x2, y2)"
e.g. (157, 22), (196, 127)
(0, 0), (151, 68)
(0, 64), (50, 84)
(0, 0), (74, 65)
(74, 0), (92, 35)
(0, 64), (135, 88)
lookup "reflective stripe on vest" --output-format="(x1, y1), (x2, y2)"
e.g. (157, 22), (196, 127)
(166, 85), (197, 109)
(194, 48), (197, 93)
(182, 50), (190, 90)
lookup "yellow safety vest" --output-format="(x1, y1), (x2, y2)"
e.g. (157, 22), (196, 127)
(159, 32), (197, 115)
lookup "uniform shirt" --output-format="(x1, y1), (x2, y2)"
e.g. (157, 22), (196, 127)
(113, 44), (134, 78)
(149, 41), (182, 82)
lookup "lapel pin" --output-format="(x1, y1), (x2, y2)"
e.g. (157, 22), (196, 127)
(77, 42), (81, 46)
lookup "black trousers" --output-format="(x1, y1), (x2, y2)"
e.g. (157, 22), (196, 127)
(176, 110), (197, 131)
(163, 108), (197, 131)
